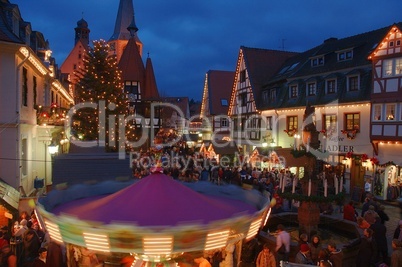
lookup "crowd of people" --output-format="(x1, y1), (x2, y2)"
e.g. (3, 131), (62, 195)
(0, 210), (66, 267)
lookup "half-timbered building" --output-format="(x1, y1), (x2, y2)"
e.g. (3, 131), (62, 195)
(260, 25), (396, 193)
(228, 46), (297, 155)
(369, 23), (402, 200)
(200, 70), (234, 141)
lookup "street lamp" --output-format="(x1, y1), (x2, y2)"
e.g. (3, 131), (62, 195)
(48, 143), (59, 156)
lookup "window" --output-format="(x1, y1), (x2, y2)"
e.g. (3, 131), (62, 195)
(311, 56), (324, 67)
(390, 41), (394, 47)
(348, 76), (359, 91)
(307, 82), (316, 96)
(345, 113), (360, 132)
(326, 79), (336, 94)
(125, 81), (140, 101)
(386, 104), (396, 120)
(238, 92), (247, 107)
(323, 114), (337, 132)
(240, 70), (246, 83)
(397, 40), (401, 46)
(33, 76), (37, 107)
(221, 118), (228, 127)
(383, 58), (402, 76)
(383, 59), (393, 76)
(373, 104), (382, 121)
(287, 116), (298, 131)
(290, 85), (298, 98)
(262, 90), (269, 104)
(265, 116), (273, 130)
(22, 139), (27, 176)
(396, 58), (402, 75)
(22, 67), (28, 107)
(221, 99), (228, 106)
(270, 89), (276, 101)
(337, 50), (353, 61)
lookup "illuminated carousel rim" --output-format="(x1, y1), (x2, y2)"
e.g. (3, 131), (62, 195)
(36, 174), (270, 257)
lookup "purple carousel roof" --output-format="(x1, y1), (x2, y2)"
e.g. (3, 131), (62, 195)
(51, 173), (258, 226)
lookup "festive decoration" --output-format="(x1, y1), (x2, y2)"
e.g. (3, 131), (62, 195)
(72, 39), (125, 151)
(341, 129), (357, 140)
(284, 128), (297, 137)
(370, 157), (379, 165)
(278, 191), (345, 203)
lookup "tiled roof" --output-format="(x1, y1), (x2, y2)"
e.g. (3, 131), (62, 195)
(241, 46), (299, 109)
(0, 2), (23, 43)
(261, 22), (402, 110)
(210, 140), (239, 155)
(118, 36), (145, 85)
(144, 56), (159, 99)
(207, 70), (234, 115)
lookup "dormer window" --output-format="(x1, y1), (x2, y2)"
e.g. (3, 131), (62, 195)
(337, 49), (353, 61)
(347, 75), (359, 91)
(289, 85), (298, 98)
(270, 89), (276, 101)
(307, 82), (316, 96)
(311, 56), (324, 67)
(326, 79), (336, 94)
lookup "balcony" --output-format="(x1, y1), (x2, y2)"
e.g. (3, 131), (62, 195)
(36, 104), (69, 126)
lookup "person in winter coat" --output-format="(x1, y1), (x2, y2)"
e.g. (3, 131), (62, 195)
(309, 235), (323, 264)
(256, 243), (276, 267)
(370, 217), (388, 264)
(294, 244), (314, 265)
(356, 228), (376, 267)
(327, 242), (343, 267)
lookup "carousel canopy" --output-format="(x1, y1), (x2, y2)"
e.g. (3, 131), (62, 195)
(48, 173), (259, 226)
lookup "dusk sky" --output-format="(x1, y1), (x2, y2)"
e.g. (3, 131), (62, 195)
(13, 0), (402, 101)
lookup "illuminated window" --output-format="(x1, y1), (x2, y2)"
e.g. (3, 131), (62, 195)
(383, 59), (393, 76)
(125, 81), (140, 102)
(373, 105), (382, 121)
(386, 104), (396, 120)
(345, 113), (360, 132)
(287, 116), (298, 131)
(323, 114), (337, 132)
(383, 58), (402, 76)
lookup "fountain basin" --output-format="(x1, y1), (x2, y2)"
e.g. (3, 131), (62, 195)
(259, 212), (361, 267)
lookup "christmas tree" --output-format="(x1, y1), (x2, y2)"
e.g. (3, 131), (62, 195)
(72, 39), (126, 151)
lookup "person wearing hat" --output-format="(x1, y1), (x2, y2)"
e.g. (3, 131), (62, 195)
(0, 244), (17, 267)
(32, 247), (48, 267)
(294, 243), (313, 264)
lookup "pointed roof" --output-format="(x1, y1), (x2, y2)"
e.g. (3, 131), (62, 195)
(206, 70), (235, 115)
(144, 55), (159, 99)
(50, 173), (257, 226)
(240, 46), (298, 109)
(118, 36), (145, 83)
(109, 0), (140, 43)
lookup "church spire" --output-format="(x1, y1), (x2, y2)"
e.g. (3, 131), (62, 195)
(109, 0), (137, 41)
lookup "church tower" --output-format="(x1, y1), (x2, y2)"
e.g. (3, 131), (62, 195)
(74, 18), (90, 46)
(108, 0), (143, 62)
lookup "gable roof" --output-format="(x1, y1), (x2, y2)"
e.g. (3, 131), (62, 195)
(240, 46), (299, 109)
(206, 70), (234, 115)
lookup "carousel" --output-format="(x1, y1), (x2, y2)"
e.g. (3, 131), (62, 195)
(35, 168), (270, 267)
